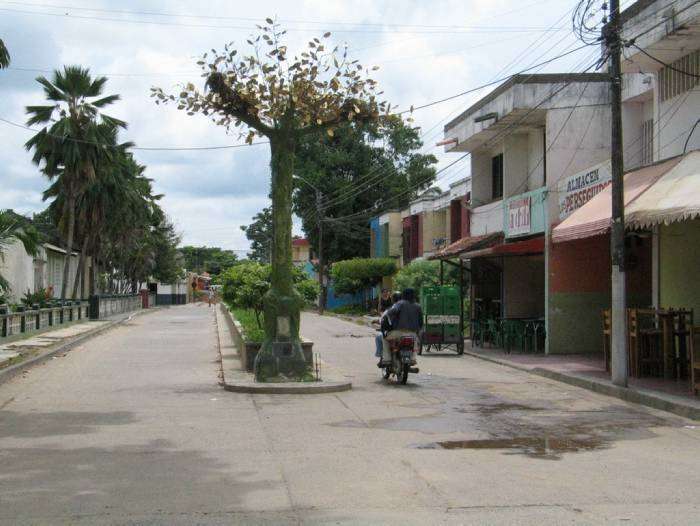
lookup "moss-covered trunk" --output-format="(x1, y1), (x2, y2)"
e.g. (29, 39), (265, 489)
(269, 135), (294, 296)
(254, 134), (307, 382)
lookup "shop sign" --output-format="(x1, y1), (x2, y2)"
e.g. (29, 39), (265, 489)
(508, 196), (531, 236)
(558, 160), (612, 220)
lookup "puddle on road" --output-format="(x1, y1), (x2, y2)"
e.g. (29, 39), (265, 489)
(467, 402), (544, 415)
(329, 373), (682, 459)
(415, 435), (607, 460)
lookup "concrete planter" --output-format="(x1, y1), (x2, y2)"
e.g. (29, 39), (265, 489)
(222, 306), (313, 372)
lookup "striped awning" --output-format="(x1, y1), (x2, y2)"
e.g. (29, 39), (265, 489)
(626, 151), (700, 228)
(552, 155), (683, 243)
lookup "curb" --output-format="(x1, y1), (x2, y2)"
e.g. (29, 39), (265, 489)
(222, 380), (352, 394)
(215, 305), (352, 395)
(0, 308), (158, 386)
(463, 349), (700, 421)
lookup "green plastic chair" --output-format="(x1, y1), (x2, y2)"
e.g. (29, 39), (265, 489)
(486, 318), (502, 349)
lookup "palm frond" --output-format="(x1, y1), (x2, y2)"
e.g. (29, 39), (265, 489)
(0, 38), (10, 69)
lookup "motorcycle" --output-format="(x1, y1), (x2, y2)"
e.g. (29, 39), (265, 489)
(382, 335), (419, 385)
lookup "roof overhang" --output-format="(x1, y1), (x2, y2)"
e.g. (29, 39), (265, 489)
(447, 108), (547, 153)
(460, 235), (544, 260)
(428, 232), (503, 260)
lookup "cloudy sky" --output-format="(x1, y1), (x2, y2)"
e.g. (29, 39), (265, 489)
(0, 0), (600, 253)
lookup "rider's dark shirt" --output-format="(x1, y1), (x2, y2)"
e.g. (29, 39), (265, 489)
(386, 300), (423, 332)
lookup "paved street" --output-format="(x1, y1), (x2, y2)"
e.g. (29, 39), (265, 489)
(1, 304), (699, 525)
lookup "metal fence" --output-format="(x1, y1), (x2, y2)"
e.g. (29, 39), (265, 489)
(88, 294), (143, 320)
(0, 301), (90, 340)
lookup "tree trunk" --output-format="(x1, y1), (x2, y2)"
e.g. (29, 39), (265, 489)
(269, 136), (295, 297)
(254, 134), (307, 381)
(71, 249), (85, 300)
(89, 259), (96, 296)
(60, 194), (76, 300)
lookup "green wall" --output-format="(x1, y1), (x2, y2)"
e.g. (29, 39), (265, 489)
(660, 219), (700, 315)
(548, 292), (608, 354)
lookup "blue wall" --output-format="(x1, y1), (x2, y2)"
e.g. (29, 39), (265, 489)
(370, 217), (384, 258)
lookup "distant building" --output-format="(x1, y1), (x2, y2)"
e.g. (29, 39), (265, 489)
(292, 237), (310, 265)
(0, 239), (90, 303)
(368, 177), (471, 268)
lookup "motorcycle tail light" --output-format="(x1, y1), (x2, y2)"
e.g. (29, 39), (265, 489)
(399, 336), (415, 347)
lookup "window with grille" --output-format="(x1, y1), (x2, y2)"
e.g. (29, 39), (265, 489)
(641, 118), (654, 165)
(658, 50), (700, 102)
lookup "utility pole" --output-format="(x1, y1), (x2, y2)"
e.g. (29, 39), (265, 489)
(607, 0), (628, 387)
(294, 175), (327, 314)
(316, 189), (326, 314)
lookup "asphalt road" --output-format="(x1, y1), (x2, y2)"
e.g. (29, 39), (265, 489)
(0, 304), (699, 525)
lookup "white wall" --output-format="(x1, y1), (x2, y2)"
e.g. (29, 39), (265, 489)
(544, 105), (611, 227)
(658, 88), (700, 160)
(470, 200), (503, 236)
(0, 241), (35, 303)
(503, 133), (529, 198)
(470, 150), (490, 206)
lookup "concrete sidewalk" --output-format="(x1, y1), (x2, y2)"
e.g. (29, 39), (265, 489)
(463, 346), (700, 420)
(0, 309), (153, 382)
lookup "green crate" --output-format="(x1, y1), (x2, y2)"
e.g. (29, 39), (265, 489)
(441, 286), (461, 316)
(421, 286), (443, 317)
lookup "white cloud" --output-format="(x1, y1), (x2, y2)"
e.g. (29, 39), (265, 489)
(0, 0), (588, 250)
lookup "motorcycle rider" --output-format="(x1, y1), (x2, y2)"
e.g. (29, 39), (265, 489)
(379, 288), (422, 366)
(374, 291), (400, 364)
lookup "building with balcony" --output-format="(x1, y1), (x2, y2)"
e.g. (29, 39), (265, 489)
(397, 178), (471, 265)
(551, 0), (700, 355)
(437, 73), (612, 351)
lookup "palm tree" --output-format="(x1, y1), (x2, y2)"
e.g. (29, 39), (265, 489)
(25, 66), (125, 299)
(0, 210), (39, 299)
(0, 38), (9, 69)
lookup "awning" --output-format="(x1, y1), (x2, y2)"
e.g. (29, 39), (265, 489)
(429, 232), (503, 260)
(460, 235), (545, 259)
(552, 155), (683, 243)
(626, 150), (700, 228)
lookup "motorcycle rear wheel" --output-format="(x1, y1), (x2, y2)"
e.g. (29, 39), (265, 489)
(400, 365), (409, 385)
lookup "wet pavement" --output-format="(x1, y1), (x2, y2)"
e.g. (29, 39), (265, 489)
(0, 305), (698, 524)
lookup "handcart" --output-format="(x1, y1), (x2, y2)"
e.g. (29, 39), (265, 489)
(419, 283), (464, 355)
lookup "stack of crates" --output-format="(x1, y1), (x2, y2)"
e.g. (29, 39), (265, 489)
(419, 285), (462, 344)
(442, 286), (461, 343)
(420, 286), (443, 344)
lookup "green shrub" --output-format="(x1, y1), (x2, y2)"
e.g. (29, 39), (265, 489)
(330, 257), (397, 296)
(21, 288), (51, 306)
(394, 260), (464, 297)
(230, 307), (265, 342)
(220, 261), (319, 328)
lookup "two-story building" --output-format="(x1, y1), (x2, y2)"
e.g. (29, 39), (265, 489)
(397, 178), (471, 265)
(436, 73), (612, 350)
(551, 0), (700, 353)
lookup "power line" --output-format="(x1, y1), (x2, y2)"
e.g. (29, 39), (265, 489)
(319, 52), (602, 225)
(0, 117), (270, 151)
(0, 5), (571, 35)
(0, 0), (560, 30)
(315, 40), (594, 214)
(396, 43), (591, 115)
(627, 43), (700, 78)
